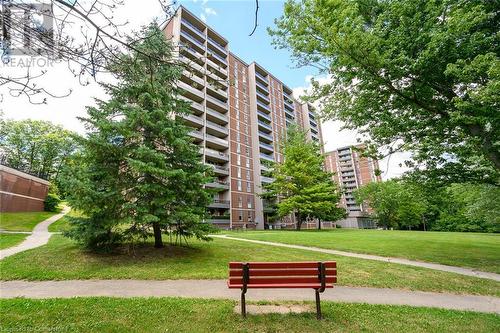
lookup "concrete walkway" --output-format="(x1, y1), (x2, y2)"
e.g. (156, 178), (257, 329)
(213, 235), (500, 282)
(1, 279), (498, 314)
(0, 207), (70, 260)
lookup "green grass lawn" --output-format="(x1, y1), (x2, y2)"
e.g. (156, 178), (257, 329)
(47, 209), (80, 232)
(0, 211), (58, 232)
(0, 233), (27, 249)
(223, 229), (500, 274)
(1, 297), (498, 333)
(1, 235), (499, 297)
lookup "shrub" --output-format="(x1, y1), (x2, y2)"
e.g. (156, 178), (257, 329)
(44, 193), (61, 212)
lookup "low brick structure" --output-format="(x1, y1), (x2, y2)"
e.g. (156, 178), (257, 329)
(0, 165), (50, 212)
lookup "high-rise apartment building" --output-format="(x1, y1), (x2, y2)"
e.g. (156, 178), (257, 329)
(163, 6), (323, 230)
(324, 145), (382, 228)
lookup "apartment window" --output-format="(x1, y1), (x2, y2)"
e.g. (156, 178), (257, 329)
(245, 147), (250, 157)
(237, 180), (242, 191)
(244, 125), (249, 135)
(246, 158), (250, 168)
(237, 167), (241, 179)
(236, 132), (240, 142)
(237, 155), (241, 166)
(244, 135), (249, 145)
(248, 211), (253, 221)
(246, 170), (251, 180)
(236, 143), (241, 153)
(246, 181), (251, 192)
(238, 211), (243, 221)
(247, 198), (252, 208)
(238, 196), (243, 208)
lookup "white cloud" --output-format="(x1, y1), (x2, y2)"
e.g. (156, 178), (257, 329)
(293, 75), (411, 180)
(200, 13), (207, 22)
(202, 0), (209, 4)
(204, 7), (217, 16)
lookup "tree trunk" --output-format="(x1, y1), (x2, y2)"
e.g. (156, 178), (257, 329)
(153, 222), (163, 248)
(296, 212), (302, 231)
(466, 124), (500, 170)
(317, 218), (321, 230)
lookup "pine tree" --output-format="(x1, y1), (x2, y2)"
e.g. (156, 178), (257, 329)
(62, 24), (214, 249)
(262, 125), (345, 230)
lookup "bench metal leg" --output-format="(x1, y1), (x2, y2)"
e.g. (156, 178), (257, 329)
(241, 290), (246, 318)
(315, 289), (322, 320)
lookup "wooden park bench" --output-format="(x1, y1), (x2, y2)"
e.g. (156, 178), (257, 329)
(228, 261), (337, 319)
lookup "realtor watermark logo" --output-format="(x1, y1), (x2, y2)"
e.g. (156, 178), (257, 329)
(1, 0), (55, 65)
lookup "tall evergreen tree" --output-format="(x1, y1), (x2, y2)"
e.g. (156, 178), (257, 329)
(62, 24), (214, 249)
(262, 125), (345, 230)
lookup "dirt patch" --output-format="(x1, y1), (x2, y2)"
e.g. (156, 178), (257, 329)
(234, 304), (314, 315)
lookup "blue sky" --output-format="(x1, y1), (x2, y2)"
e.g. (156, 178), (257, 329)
(177, 0), (316, 87)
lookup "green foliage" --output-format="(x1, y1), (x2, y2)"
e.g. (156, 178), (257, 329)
(0, 119), (79, 187)
(262, 125), (345, 230)
(44, 193), (61, 212)
(433, 183), (499, 233)
(356, 178), (499, 232)
(270, 0), (500, 184)
(61, 24), (215, 250)
(355, 180), (427, 230)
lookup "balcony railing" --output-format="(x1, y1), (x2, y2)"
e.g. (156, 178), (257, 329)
(204, 148), (229, 161)
(257, 100), (271, 112)
(181, 18), (205, 37)
(258, 131), (273, 141)
(207, 36), (227, 54)
(206, 94), (228, 111)
(206, 107), (228, 123)
(258, 120), (272, 131)
(206, 120), (229, 135)
(180, 30), (205, 49)
(257, 110), (271, 122)
(259, 141), (274, 151)
(255, 71), (267, 81)
(205, 134), (229, 147)
(261, 176), (275, 183)
(260, 153), (274, 162)
(208, 199), (230, 209)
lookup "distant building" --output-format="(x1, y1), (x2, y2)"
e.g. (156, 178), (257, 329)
(325, 145), (382, 228)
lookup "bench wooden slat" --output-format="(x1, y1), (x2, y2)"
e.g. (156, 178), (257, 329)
(229, 268), (337, 277)
(228, 283), (334, 289)
(228, 261), (336, 269)
(229, 276), (337, 285)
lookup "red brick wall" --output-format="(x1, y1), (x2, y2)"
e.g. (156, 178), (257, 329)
(0, 166), (49, 212)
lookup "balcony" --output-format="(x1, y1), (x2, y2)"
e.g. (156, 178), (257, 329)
(208, 50), (228, 67)
(180, 30), (205, 53)
(206, 180), (230, 190)
(207, 36), (227, 55)
(205, 133), (229, 150)
(180, 44), (205, 64)
(206, 94), (228, 113)
(206, 107), (228, 124)
(261, 176), (275, 184)
(284, 101), (294, 112)
(180, 113), (204, 128)
(285, 107), (295, 119)
(259, 141), (274, 153)
(207, 162), (229, 176)
(311, 127), (318, 135)
(188, 130), (204, 142)
(179, 56), (205, 76)
(255, 71), (267, 82)
(207, 83), (228, 100)
(178, 96), (204, 115)
(310, 118), (318, 127)
(206, 120), (229, 136)
(204, 148), (229, 162)
(181, 18), (205, 39)
(283, 96), (294, 108)
(256, 90), (270, 104)
(256, 79), (269, 91)
(208, 199), (230, 209)
(258, 120), (272, 132)
(260, 153), (274, 162)
(257, 110), (271, 122)
(257, 100), (271, 113)
(260, 163), (269, 172)
(258, 131), (273, 142)
(207, 58), (228, 77)
(178, 81), (204, 102)
(182, 70), (204, 87)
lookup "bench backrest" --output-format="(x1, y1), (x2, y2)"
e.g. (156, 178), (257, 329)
(228, 261), (337, 290)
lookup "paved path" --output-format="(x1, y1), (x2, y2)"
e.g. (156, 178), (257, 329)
(1, 279), (498, 314)
(0, 207), (70, 260)
(213, 235), (500, 282)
